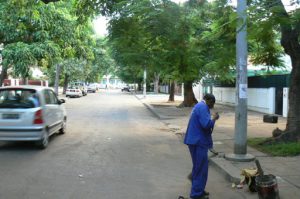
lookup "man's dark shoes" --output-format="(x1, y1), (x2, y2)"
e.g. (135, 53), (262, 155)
(204, 190), (209, 196)
(191, 191), (209, 199)
(191, 194), (209, 199)
(209, 148), (218, 155)
(187, 173), (192, 181)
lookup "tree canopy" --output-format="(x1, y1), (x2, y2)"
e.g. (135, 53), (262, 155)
(0, 0), (111, 87)
(1, 0), (300, 138)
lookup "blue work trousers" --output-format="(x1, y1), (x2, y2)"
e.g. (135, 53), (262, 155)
(188, 145), (208, 199)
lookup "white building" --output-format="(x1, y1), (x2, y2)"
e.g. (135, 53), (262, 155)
(99, 75), (126, 89)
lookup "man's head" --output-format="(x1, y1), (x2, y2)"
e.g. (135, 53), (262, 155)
(203, 94), (216, 109)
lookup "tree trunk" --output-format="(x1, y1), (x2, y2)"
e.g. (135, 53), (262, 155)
(154, 73), (160, 94)
(179, 81), (197, 107)
(22, 77), (28, 85)
(276, 2), (300, 133)
(63, 74), (69, 94)
(0, 66), (8, 87)
(267, 0), (300, 141)
(168, 81), (175, 102)
(286, 59), (300, 132)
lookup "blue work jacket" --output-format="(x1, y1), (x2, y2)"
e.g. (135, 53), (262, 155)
(184, 101), (215, 148)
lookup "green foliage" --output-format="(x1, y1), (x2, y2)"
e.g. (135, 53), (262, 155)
(107, 0), (153, 83)
(85, 38), (115, 82)
(248, 1), (285, 67)
(74, 0), (123, 21)
(0, 0), (288, 87)
(107, 0), (211, 84)
(0, 0), (67, 78)
(62, 59), (88, 82)
(106, 0), (254, 85)
(2, 41), (60, 78)
(200, 0), (236, 75)
(3, 42), (36, 78)
(0, 0), (112, 86)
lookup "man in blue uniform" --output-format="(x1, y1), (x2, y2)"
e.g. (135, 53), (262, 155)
(184, 94), (219, 199)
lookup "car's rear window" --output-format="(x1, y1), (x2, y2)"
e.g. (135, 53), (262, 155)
(68, 87), (79, 90)
(0, 88), (40, 108)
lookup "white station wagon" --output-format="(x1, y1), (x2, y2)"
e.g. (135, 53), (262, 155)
(0, 86), (67, 149)
(66, 87), (83, 98)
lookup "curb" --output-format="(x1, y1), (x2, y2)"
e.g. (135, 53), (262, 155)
(134, 95), (161, 119)
(143, 101), (162, 120)
(209, 157), (241, 184)
(134, 95), (174, 120)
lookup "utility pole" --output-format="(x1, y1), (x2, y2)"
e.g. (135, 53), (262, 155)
(143, 67), (147, 98)
(0, 43), (3, 87)
(225, 0), (254, 162)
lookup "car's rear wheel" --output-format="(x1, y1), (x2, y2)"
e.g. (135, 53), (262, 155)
(36, 131), (49, 149)
(59, 118), (67, 134)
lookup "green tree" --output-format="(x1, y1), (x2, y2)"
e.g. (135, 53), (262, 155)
(86, 38), (115, 83)
(0, 0), (102, 92)
(249, 0), (300, 140)
(200, 0), (298, 141)
(0, 0), (61, 85)
(107, 0), (153, 87)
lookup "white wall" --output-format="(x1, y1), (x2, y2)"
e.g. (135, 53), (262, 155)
(213, 87), (236, 106)
(193, 81), (290, 116)
(212, 87), (276, 114)
(283, 87), (289, 117)
(193, 82), (204, 101)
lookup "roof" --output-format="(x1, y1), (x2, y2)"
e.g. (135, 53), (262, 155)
(247, 69), (290, 77)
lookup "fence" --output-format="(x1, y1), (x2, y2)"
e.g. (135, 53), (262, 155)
(212, 87), (276, 114)
(159, 83), (183, 96)
(2, 79), (48, 87)
(161, 83), (290, 116)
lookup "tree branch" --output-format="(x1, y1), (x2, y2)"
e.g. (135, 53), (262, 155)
(268, 0), (300, 56)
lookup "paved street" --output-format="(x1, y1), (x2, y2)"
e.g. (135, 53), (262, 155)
(0, 90), (258, 199)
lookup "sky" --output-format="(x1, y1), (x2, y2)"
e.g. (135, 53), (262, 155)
(93, 17), (109, 37)
(92, 0), (298, 37)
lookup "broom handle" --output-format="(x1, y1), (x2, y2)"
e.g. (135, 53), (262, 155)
(255, 159), (264, 176)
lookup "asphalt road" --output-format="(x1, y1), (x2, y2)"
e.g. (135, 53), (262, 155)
(0, 90), (256, 199)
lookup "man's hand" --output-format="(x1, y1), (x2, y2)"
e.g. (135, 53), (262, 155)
(212, 112), (220, 120)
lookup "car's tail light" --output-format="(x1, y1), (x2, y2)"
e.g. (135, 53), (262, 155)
(33, 109), (44, 124)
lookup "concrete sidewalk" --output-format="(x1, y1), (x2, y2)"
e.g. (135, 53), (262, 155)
(136, 93), (300, 199)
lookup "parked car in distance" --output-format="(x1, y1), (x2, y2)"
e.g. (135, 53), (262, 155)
(121, 85), (135, 92)
(69, 82), (88, 96)
(0, 86), (67, 149)
(121, 86), (130, 92)
(87, 84), (97, 93)
(66, 87), (83, 98)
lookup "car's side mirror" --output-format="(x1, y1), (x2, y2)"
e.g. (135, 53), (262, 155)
(58, 99), (66, 104)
